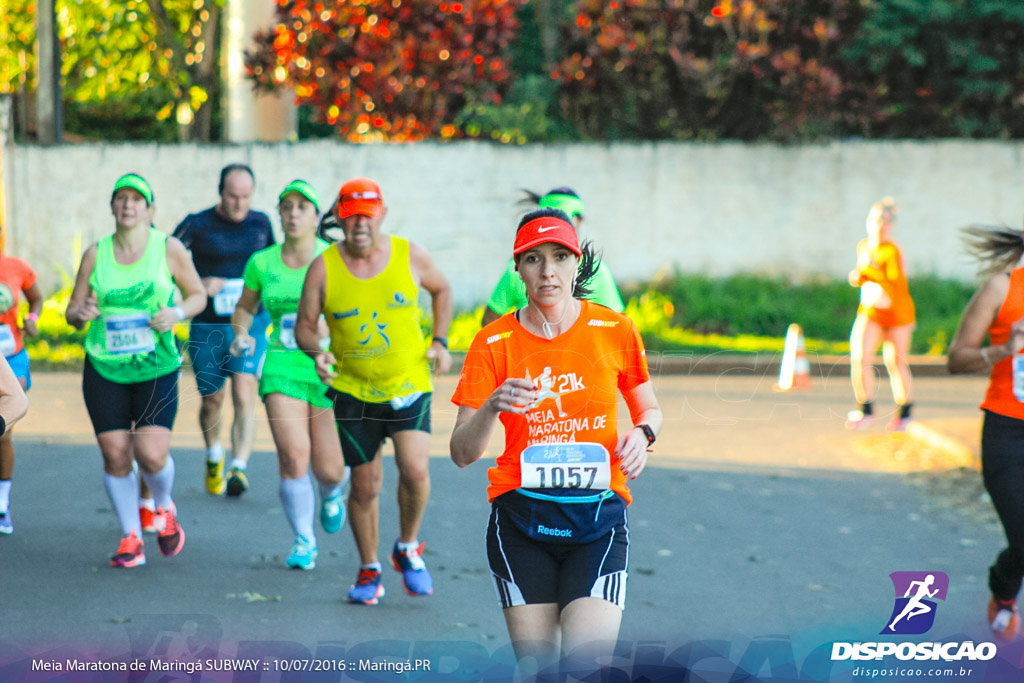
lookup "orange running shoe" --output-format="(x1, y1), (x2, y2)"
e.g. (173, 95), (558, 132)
(987, 597), (1019, 641)
(139, 506), (156, 534)
(110, 531), (146, 568)
(155, 505), (185, 557)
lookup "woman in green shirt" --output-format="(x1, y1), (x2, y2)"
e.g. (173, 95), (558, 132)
(66, 173), (206, 568)
(480, 187), (625, 327)
(230, 180), (348, 571)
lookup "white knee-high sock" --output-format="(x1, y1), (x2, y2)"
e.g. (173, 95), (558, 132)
(317, 465), (350, 500)
(0, 479), (11, 513)
(140, 457), (176, 510)
(280, 476), (316, 543)
(103, 471), (141, 537)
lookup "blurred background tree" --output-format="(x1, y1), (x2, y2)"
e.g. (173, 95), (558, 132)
(0, 0), (222, 142)
(552, 0), (863, 141)
(245, 0), (524, 142)
(5, 0), (1024, 143)
(841, 0), (1024, 138)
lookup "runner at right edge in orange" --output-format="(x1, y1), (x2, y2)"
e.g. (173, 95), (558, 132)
(947, 222), (1024, 641)
(450, 207), (662, 676)
(846, 197), (916, 431)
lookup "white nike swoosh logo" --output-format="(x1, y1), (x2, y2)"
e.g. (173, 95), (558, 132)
(537, 225), (558, 233)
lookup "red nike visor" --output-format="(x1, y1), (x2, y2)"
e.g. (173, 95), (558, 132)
(513, 217), (581, 257)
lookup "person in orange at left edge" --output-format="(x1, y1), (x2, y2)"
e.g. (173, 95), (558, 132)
(845, 197), (916, 432)
(0, 240), (43, 535)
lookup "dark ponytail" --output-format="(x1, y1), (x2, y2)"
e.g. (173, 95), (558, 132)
(574, 240), (599, 301)
(519, 189), (544, 207)
(515, 208), (599, 300)
(519, 187), (580, 208)
(961, 224), (1024, 276)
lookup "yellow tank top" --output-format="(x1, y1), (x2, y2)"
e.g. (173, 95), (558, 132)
(322, 236), (432, 402)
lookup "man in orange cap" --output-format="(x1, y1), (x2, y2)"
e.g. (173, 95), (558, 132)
(295, 177), (453, 605)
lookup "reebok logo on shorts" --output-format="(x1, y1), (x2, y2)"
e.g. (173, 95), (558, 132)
(536, 524), (572, 538)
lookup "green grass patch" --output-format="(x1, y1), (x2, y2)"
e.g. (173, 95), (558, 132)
(22, 274), (978, 370)
(629, 273), (976, 356)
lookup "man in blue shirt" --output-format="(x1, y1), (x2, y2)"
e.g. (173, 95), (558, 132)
(173, 164), (275, 498)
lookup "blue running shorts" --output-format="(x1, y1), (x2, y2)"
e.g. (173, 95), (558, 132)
(187, 310), (270, 396)
(6, 348), (30, 391)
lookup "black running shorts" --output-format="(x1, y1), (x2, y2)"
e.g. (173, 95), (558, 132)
(326, 389), (432, 467)
(82, 356), (179, 434)
(486, 498), (629, 611)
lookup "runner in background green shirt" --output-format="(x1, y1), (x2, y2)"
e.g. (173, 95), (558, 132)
(480, 187), (625, 327)
(230, 180), (349, 571)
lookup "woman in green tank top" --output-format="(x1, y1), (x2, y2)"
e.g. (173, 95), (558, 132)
(65, 173), (206, 569)
(229, 180), (347, 571)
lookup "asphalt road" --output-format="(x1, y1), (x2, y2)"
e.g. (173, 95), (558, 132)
(1, 370), (1021, 682)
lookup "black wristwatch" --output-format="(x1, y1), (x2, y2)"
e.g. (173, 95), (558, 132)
(432, 337), (448, 349)
(636, 423), (655, 446)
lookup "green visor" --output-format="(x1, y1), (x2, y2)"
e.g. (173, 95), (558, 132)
(279, 179), (321, 212)
(538, 193), (584, 219)
(111, 174), (154, 205)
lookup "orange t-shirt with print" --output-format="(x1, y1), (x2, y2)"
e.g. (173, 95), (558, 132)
(451, 300), (650, 504)
(0, 255), (37, 356)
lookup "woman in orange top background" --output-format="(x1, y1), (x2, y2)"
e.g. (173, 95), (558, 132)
(0, 247), (42, 535)
(846, 197), (916, 431)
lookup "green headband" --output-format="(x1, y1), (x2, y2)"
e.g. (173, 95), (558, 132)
(111, 173), (153, 205)
(279, 179), (320, 212)
(538, 193), (584, 219)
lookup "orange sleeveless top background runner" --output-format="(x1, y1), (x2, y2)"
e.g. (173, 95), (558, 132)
(855, 238), (916, 328)
(982, 268), (1024, 421)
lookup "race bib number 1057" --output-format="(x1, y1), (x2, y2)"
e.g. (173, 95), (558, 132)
(520, 442), (612, 490)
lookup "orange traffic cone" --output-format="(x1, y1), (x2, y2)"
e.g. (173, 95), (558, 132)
(775, 323), (811, 391)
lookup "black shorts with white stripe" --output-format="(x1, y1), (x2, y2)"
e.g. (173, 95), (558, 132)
(485, 500), (629, 611)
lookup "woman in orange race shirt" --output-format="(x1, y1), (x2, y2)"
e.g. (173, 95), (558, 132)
(846, 197), (916, 432)
(450, 208), (663, 674)
(947, 222), (1024, 641)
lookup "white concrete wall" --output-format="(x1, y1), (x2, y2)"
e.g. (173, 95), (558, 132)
(5, 140), (1023, 306)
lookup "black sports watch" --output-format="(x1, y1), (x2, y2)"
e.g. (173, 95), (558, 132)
(432, 337), (448, 349)
(636, 423), (656, 446)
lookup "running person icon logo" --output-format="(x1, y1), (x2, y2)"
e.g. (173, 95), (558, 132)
(881, 571), (949, 635)
(525, 366), (586, 418)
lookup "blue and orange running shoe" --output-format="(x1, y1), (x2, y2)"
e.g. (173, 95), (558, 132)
(347, 567), (385, 605)
(391, 541), (433, 596)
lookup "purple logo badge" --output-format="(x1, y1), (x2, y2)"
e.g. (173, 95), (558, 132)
(881, 571), (949, 635)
